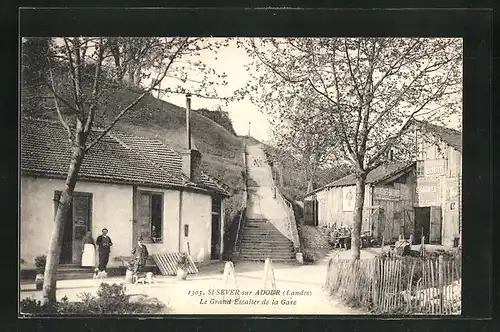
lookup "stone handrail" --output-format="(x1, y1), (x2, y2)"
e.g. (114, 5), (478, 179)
(233, 143), (248, 254)
(266, 157), (300, 252)
(276, 188), (301, 251)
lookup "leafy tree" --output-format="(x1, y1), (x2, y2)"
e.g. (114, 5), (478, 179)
(244, 37), (462, 259)
(21, 37), (232, 303)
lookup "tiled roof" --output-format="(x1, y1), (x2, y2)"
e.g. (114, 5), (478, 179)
(21, 117), (230, 196)
(412, 120), (462, 152)
(306, 161), (414, 196)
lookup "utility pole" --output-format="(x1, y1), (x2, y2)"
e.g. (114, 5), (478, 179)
(248, 121), (251, 137)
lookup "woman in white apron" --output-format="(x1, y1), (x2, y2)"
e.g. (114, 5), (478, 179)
(81, 231), (96, 267)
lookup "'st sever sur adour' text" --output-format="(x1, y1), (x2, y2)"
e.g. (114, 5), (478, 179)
(203, 289), (312, 296)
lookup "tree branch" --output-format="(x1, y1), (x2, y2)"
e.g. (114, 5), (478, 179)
(43, 80), (80, 114)
(328, 46), (357, 163)
(84, 38), (106, 135)
(85, 37), (189, 152)
(63, 38), (80, 108)
(48, 63), (72, 144)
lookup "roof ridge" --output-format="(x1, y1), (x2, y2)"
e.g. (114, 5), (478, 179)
(107, 131), (220, 189)
(413, 119), (462, 134)
(21, 116), (61, 126)
(306, 161), (413, 196)
(110, 131), (180, 156)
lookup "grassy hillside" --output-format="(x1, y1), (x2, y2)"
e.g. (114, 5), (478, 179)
(22, 88), (246, 252)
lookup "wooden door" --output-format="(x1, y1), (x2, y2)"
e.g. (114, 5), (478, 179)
(211, 198), (222, 259)
(304, 200), (315, 225)
(71, 193), (92, 264)
(429, 206), (442, 244)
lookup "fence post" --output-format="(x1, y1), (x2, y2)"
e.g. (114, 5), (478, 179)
(372, 257), (379, 309)
(420, 235), (425, 256)
(438, 255), (444, 314)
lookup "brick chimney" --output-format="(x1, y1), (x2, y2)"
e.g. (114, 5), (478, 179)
(181, 94), (202, 181)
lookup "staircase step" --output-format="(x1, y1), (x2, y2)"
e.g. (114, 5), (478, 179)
(240, 258), (295, 262)
(240, 253), (294, 258)
(241, 236), (291, 241)
(241, 239), (292, 243)
(241, 239), (293, 247)
(242, 231), (289, 236)
(240, 248), (294, 253)
(240, 243), (293, 248)
(240, 247), (293, 252)
(239, 254), (295, 258)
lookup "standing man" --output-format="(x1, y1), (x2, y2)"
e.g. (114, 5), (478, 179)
(96, 228), (113, 272)
(132, 236), (149, 280)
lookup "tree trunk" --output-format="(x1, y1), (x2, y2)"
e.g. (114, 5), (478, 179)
(133, 65), (142, 86)
(306, 156), (318, 193)
(42, 145), (85, 304)
(351, 172), (367, 260)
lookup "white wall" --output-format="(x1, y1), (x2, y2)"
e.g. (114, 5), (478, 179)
(179, 191), (212, 262)
(21, 176), (218, 269)
(20, 176), (133, 268)
(316, 185), (371, 227)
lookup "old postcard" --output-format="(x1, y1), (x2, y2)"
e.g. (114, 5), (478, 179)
(19, 35), (462, 316)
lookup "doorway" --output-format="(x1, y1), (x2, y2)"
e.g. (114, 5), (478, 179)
(304, 199), (319, 226)
(211, 197), (222, 260)
(414, 207), (430, 244)
(54, 191), (93, 264)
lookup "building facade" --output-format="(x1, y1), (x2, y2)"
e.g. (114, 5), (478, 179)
(413, 120), (462, 247)
(304, 120), (462, 247)
(304, 162), (416, 242)
(20, 117), (229, 269)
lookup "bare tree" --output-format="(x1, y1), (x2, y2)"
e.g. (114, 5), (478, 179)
(245, 37), (462, 260)
(21, 37), (232, 303)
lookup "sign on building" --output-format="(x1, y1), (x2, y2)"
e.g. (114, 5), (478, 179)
(445, 178), (459, 201)
(400, 184), (412, 201)
(423, 159), (446, 177)
(373, 187), (400, 201)
(342, 186), (356, 212)
(415, 178), (440, 207)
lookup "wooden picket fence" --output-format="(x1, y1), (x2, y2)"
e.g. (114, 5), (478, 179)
(325, 254), (461, 314)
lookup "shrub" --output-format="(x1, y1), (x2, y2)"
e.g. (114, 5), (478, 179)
(34, 255), (47, 274)
(301, 249), (316, 263)
(20, 283), (165, 315)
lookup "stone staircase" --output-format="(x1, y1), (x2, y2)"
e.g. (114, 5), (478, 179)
(239, 219), (296, 262)
(57, 264), (96, 280)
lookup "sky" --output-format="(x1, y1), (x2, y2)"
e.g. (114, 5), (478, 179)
(146, 37), (462, 143)
(157, 39), (272, 142)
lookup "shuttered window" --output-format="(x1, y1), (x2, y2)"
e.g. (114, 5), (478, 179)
(137, 191), (163, 243)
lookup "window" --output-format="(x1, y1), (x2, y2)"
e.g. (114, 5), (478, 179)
(137, 191), (163, 243)
(212, 198), (221, 215)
